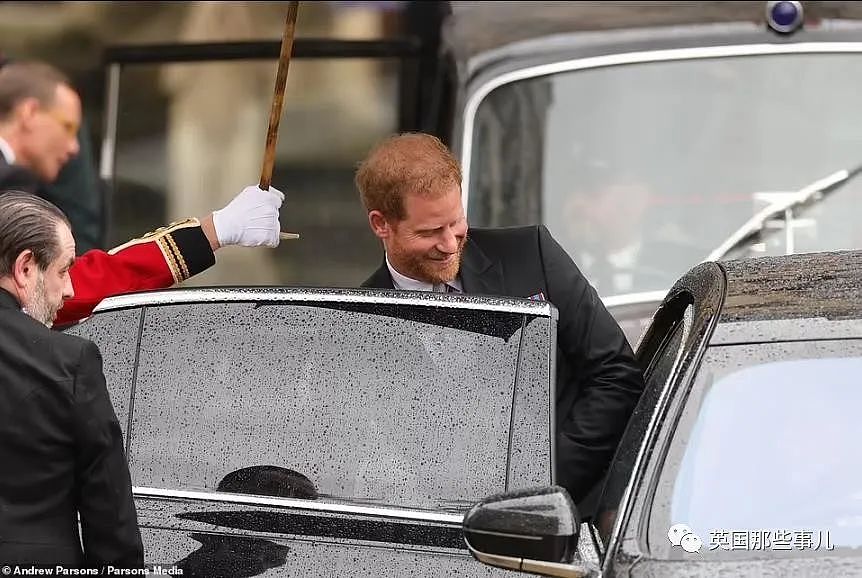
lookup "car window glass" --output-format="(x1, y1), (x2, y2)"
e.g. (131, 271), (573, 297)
(470, 53), (862, 299)
(63, 308), (142, 441)
(128, 301), (530, 510)
(650, 341), (862, 558)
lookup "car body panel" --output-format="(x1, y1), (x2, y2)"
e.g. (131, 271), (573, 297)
(610, 249), (862, 576)
(135, 493), (509, 577)
(65, 287), (559, 575)
(463, 248), (862, 577)
(628, 556), (862, 578)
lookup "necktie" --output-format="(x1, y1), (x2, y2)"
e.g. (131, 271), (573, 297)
(434, 283), (461, 293)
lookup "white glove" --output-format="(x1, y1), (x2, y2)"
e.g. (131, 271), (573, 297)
(212, 185), (284, 248)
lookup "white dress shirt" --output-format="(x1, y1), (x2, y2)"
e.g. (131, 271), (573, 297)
(385, 253), (463, 293)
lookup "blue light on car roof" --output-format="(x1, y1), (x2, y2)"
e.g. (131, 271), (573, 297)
(766, 1), (804, 34)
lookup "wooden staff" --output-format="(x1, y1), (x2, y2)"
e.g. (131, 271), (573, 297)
(261, 1), (301, 241)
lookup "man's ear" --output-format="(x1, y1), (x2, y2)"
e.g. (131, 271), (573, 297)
(15, 97), (41, 128)
(368, 210), (392, 240)
(12, 249), (38, 291)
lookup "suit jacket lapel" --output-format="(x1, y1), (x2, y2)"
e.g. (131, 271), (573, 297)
(361, 260), (395, 289)
(460, 237), (505, 296)
(0, 153), (40, 193)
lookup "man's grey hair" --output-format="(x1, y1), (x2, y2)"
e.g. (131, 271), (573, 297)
(0, 191), (70, 276)
(0, 61), (72, 122)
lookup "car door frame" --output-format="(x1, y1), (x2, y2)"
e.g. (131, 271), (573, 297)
(592, 261), (727, 575)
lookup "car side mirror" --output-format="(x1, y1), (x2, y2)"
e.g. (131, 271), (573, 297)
(463, 486), (590, 577)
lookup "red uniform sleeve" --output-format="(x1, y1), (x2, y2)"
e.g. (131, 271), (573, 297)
(58, 218), (216, 325)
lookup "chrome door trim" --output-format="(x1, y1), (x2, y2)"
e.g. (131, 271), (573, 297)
(133, 485), (465, 525)
(92, 287), (557, 319)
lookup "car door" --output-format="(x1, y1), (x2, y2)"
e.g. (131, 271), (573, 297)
(587, 262), (726, 576)
(99, 290), (555, 576)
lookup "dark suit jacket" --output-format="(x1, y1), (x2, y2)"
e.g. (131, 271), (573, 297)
(0, 153), (41, 194)
(0, 289), (143, 567)
(363, 225), (646, 503)
(0, 154), (103, 253)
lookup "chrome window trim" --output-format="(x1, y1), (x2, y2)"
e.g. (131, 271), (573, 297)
(91, 287), (661, 319)
(132, 486), (465, 525)
(92, 287), (557, 319)
(460, 41), (862, 206)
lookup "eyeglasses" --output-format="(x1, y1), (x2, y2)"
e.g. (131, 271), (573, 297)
(41, 107), (80, 138)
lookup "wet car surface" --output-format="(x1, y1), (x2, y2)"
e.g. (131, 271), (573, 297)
(463, 249), (862, 578)
(66, 287), (564, 576)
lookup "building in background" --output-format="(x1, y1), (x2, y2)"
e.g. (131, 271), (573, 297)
(0, 1), (436, 287)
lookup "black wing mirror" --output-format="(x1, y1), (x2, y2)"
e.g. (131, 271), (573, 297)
(463, 486), (590, 577)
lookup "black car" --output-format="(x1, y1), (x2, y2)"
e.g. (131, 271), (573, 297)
(437, 1), (862, 345)
(66, 288), (561, 576)
(464, 249), (862, 577)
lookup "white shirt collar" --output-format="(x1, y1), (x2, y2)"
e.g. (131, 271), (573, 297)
(0, 136), (15, 164)
(385, 253), (463, 293)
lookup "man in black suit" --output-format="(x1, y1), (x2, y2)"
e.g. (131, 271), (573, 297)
(356, 133), (645, 504)
(0, 192), (143, 567)
(0, 61), (82, 215)
(0, 55), (103, 252)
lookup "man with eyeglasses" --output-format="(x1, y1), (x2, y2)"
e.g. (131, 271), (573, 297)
(0, 60), (81, 196)
(0, 55), (104, 253)
(0, 60), (288, 327)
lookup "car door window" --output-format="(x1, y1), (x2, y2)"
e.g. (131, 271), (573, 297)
(650, 340), (862, 558)
(127, 300), (535, 509)
(63, 308), (143, 441)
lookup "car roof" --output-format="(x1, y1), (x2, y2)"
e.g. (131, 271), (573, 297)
(711, 250), (862, 343)
(443, 1), (862, 66)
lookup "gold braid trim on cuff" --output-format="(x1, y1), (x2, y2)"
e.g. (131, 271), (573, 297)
(107, 218), (201, 285)
(107, 218), (201, 256)
(164, 232), (190, 281)
(156, 237), (182, 284)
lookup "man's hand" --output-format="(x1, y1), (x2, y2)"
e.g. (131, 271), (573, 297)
(207, 185), (285, 250)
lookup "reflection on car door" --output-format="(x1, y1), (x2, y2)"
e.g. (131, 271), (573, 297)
(118, 298), (552, 576)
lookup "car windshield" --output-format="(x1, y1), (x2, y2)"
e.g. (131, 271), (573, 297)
(649, 340), (862, 559)
(468, 51), (862, 299)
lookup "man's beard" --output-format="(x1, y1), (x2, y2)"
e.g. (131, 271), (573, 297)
(392, 235), (467, 285)
(26, 273), (61, 328)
